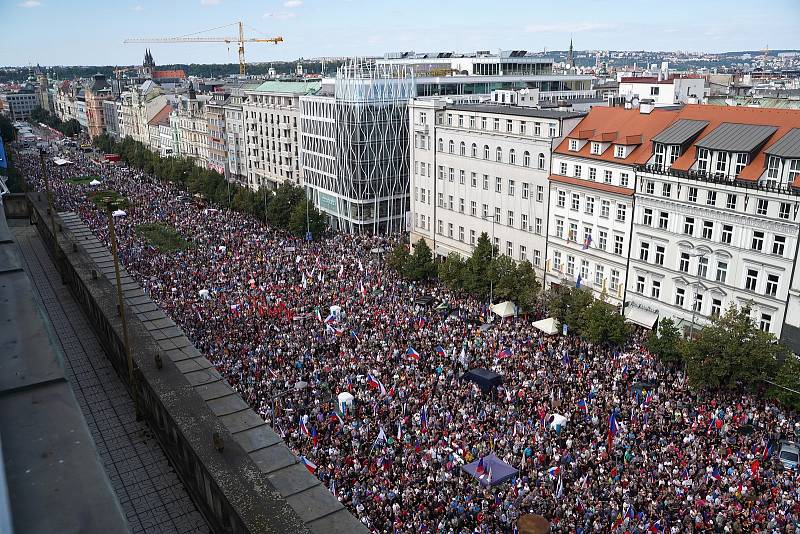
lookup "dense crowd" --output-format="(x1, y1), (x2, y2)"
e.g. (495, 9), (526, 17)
(14, 147), (800, 534)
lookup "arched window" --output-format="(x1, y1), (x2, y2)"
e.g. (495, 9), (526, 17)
(538, 152), (546, 170)
(509, 149), (516, 165)
(460, 141), (466, 156)
(438, 138), (443, 152)
(496, 147), (503, 162)
(471, 143), (477, 157)
(484, 145), (490, 159)
(523, 151), (531, 166)
(448, 140), (455, 154)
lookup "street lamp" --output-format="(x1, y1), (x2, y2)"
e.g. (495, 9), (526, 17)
(688, 250), (708, 340)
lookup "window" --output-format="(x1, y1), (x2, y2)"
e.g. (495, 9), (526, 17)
(509, 149), (516, 165)
(496, 177), (502, 193)
(507, 211), (514, 227)
(522, 182), (529, 199)
(767, 155), (781, 180)
(616, 204), (626, 222)
(766, 274), (779, 297)
(702, 221), (714, 240)
(715, 151), (728, 176)
(520, 122), (526, 135)
(448, 223), (453, 238)
(569, 139), (579, 151)
(651, 280), (661, 299)
(560, 162), (568, 175)
(711, 298), (722, 317)
(460, 170), (465, 185)
(654, 143), (666, 169)
(613, 235), (624, 255)
(508, 180), (516, 196)
(449, 168), (454, 182)
(459, 198), (465, 213)
(438, 138), (443, 151)
(538, 153), (545, 169)
(471, 143), (477, 157)
(519, 245), (527, 261)
(459, 141), (466, 156)
(535, 218), (543, 235)
(471, 172), (477, 187)
(493, 118), (500, 131)
(788, 159), (800, 182)
(566, 255), (575, 276)
(569, 222), (578, 242)
(537, 185), (544, 202)
(555, 219), (564, 238)
(752, 231), (764, 252)
(437, 192), (444, 207)
(482, 204), (488, 218)
(448, 140), (454, 153)
(756, 199), (768, 216)
(745, 269), (758, 291)
(760, 313), (772, 332)
(506, 241), (513, 256)
(580, 259), (589, 280)
(553, 251), (562, 270)
(611, 270), (620, 291)
(779, 202), (790, 220)
(662, 183), (672, 197)
(639, 242), (650, 262)
(706, 191), (717, 206)
(459, 226), (464, 242)
(694, 293), (703, 313)
(448, 195), (453, 210)
(598, 230), (607, 250)
(734, 153), (748, 176)
(494, 207), (501, 223)
(688, 187), (698, 203)
(521, 214), (528, 231)
(506, 120), (513, 133)
(437, 220), (443, 234)
(684, 217), (695, 236)
(658, 211), (669, 230)
(534, 122), (541, 136)
(716, 261), (727, 283)
(481, 117), (487, 130)
(643, 208), (653, 226)
(721, 224), (733, 245)
(679, 252), (690, 273)
(595, 266), (604, 286)
(589, 167), (597, 181)
(655, 245), (665, 266)
(645, 181), (655, 195)
(534, 250), (541, 266)
(636, 275), (645, 293)
(773, 235), (786, 256)
(571, 193), (580, 211)
(585, 196), (595, 215)
(447, 114), (452, 126)
(697, 257), (708, 279)
(697, 148), (710, 173)
(458, 115), (463, 127)
(591, 142), (601, 155)
(557, 190), (566, 208)
(483, 175), (489, 190)
(470, 201), (477, 216)
(619, 172), (627, 187)
(523, 151), (531, 166)
(601, 200), (610, 218)
(574, 165), (582, 178)
(484, 145), (490, 159)
(675, 287), (685, 307)
(615, 145), (625, 158)
(470, 230), (476, 245)
(726, 194), (737, 210)
(549, 125), (557, 138)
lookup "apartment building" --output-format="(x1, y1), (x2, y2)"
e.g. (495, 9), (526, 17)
(618, 75), (708, 106)
(85, 74), (114, 140)
(243, 80), (320, 190)
(629, 106), (800, 345)
(0, 89), (38, 121)
(119, 81), (169, 145)
(408, 97), (584, 276)
(171, 87), (210, 166)
(205, 93), (228, 175)
(545, 107), (680, 306)
(223, 83), (256, 186)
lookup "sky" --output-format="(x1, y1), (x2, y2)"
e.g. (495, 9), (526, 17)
(0, 0), (798, 67)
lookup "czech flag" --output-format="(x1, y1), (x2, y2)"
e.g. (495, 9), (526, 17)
(608, 410), (619, 437)
(583, 235), (592, 250)
(311, 427), (318, 447)
(299, 416), (311, 437)
(406, 347), (420, 361)
(711, 466), (721, 480)
(497, 347), (513, 360)
(577, 398), (588, 413)
(299, 456), (317, 474)
(547, 466), (560, 478)
(476, 457), (485, 475)
(366, 373), (387, 395)
(435, 346), (447, 358)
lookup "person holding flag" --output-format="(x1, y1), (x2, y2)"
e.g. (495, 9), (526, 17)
(608, 409), (619, 451)
(406, 346), (420, 361)
(434, 345), (447, 358)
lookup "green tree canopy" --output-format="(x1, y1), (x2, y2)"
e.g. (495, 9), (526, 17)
(289, 196), (327, 239)
(438, 252), (466, 291)
(581, 299), (630, 345)
(514, 260), (540, 313)
(464, 232), (494, 300)
(645, 317), (683, 364)
(405, 238), (436, 281)
(387, 243), (410, 274)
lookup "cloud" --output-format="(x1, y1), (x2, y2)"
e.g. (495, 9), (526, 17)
(132, 4), (144, 11)
(284, 0), (302, 6)
(200, 0), (220, 5)
(18, 0), (41, 7)
(524, 22), (617, 33)
(263, 11), (297, 20)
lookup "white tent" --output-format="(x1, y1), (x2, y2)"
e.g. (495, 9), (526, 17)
(549, 413), (568, 431)
(329, 305), (342, 316)
(198, 289), (210, 300)
(337, 392), (355, 413)
(532, 317), (560, 335)
(89, 179), (101, 186)
(53, 157), (72, 166)
(490, 301), (517, 318)
(111, 209), (126, 218)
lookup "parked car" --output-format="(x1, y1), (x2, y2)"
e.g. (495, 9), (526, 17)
(778, 441), (799, 470)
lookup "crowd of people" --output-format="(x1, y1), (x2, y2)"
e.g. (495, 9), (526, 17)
(13, 147), (800, 533)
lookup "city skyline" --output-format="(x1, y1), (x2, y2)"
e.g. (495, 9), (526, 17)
(1, 0), (798, 67)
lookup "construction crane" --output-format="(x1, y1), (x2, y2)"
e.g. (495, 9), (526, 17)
(124, 21), (283, 75)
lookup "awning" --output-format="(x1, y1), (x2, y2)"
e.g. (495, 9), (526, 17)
(532, 317), (560, 335)
(491, 301), (517, 318)
(434, 246), (450, 257)
(624, 306), (659, 329)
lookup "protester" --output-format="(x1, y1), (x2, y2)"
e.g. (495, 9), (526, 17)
(14, 148), (800, 534)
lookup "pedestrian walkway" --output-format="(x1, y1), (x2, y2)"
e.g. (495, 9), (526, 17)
(11, 222), (210, 534)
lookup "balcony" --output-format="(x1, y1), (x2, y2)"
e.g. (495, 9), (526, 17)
(413, 123), (429, 134)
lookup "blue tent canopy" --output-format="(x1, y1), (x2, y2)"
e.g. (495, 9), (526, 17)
(461, 453), (518, 487)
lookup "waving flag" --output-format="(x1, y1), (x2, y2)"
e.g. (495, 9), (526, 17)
(299, 456), (317, 474)
(711, 466), (721, 480)
(609, 410), (619, 436)
(299, 416), (311, 437)
(435, 345), (447, 358)
(576, 274), (582, 289)
(486, 466), (493, 484)
(329, 410), (344, 424)
(555, 474), (564, 498)
(577, 398), (588, 414)
(476, 457), (485, 475)
(406, 347), (420, 361)
(396, 421), (403, 441)
(301, 272), (308, 289)
(360, 280), (366, 296)
(583, 234), (592, 250)
(497, 347), (513, 360)
(547, 466), (560, 478)
(330, 478), (337, 498)
(311, 427), (318, 447)
(373, 427), (388, 449)
(366, 373), (387, 395)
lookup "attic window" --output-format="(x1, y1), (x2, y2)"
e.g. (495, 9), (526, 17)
(615, 145), (625, 158)
(591, 142), (602, 155)
(569, 139), (579, 151)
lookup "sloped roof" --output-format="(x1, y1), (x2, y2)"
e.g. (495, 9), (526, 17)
(651, 119), (709, 145)
(153, 69), (186, 80)
(249, 80), (321, 95)
(765, 128), (800, 159)
(147, 104), (172, 127)
(694, 123), (778, 153)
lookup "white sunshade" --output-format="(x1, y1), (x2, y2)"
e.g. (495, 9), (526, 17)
(53, 157), (73, 166)
(624, 306), (659, 329)
(198, 289), (210, 299)
(111, 209), (127, 217)
(549, 414), (568, 430)
(532, 317), (560, 335)
(491, 301), (517, 318)
(89, 179), (101, 186)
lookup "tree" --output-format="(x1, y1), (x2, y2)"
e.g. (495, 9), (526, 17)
(645, 317), (683, 364)
(463, 232), (494, 300)
(581, 299), (629, 345)
(767, 355), (800, 411)
(405, 238), (436, 281)
(61, 119), (81, 137)
(387, 243), (410, 274)
(0, 114), (14, 142)
(231, 187), (256, 215)
(267, 182), (304, 229)
(565, 287), (593, 334)
(289, 196), (327, 238)
(514, 260), (540, 313)
(681, 305), (786, 390)
(490, 255), (518, 302)
(438, 253), (466, 290)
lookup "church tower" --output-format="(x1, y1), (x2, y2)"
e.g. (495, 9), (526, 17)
(567, 38), (575, 71)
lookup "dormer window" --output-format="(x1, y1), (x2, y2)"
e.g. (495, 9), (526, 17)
(569, 139), (579, 151)
(767, 155), (780, 179)
(790, 160), (800, 182)
(614, 145), (625, 158)
(591, 142), (602, 155)
(697, 148), (710, 173)
(734, 153), (749, 176)
(654, 143), (666, 169)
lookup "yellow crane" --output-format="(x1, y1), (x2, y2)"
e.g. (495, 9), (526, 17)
(124, 21), (283, 75)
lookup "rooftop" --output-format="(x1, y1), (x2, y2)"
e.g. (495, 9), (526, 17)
(446, 103), (586, 120)
(249, 80), (322, 95)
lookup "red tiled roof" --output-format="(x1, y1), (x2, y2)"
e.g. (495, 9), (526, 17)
(548, 174), (634, 197)
(147, 104), (172, 127)
(152, 69), (186, 80)
(554, 107), (681, 165)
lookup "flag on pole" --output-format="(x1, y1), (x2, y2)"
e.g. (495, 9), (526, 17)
(435, 345), (447, 358)
(497, 347), (513, 360)
(330, 478), (337, 498)
(311, 427), (318, 447)
(396, 421), (403, 440)
(583, 235), (592, 250)
(299, 456), (317, 474)
(406, 347), (420, 361)
(555, 474), (564, 498)
(486, 466), (493, 484)
(301, 272), (308, 289)
(476, 457), (485, 475)
(420, 405), (428, 433)
(373, 427), (388, 449)
(366, 373), (387, 395)
(576, 274), (582, 289)
(577, 398), (588, 414)
(315, 307), (322, 322)
(299, 415), (311, 437)
(547, 466), (560, 478)
(608, 409), (619, 450)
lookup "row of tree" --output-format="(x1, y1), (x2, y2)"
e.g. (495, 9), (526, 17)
(92, 134), (327, 238)
(30, 107), (81, 137)
(545, 283), (630, 345)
